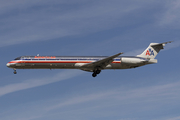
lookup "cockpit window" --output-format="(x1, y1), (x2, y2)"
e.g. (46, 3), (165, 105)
(14, 57), (21, 60)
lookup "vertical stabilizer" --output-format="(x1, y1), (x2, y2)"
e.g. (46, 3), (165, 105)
(137, 41), (172, 59)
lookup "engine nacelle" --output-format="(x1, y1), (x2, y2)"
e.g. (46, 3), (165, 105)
(121, 57), (146, 64)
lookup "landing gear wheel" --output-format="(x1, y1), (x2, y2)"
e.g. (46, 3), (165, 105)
(96, 70), (101, 74)
(13, 69), (17, 74)
(92, 69), (101, 77)
(92, 73), (97, 77)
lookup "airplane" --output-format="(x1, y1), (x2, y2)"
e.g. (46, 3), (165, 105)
(6, 41), (172, 77)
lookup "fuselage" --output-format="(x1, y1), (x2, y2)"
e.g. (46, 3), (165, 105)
(6, 55), (154, 71)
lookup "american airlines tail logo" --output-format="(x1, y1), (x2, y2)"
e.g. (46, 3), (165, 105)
(146, 48), (154, 56)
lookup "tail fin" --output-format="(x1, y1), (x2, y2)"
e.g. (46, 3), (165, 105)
(137, 41), (172, 59)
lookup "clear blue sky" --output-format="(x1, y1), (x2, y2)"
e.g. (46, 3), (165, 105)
(1, 0), (180, 120)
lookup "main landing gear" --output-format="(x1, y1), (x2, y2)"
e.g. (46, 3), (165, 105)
(92, 69), (101, 77)
(13, 69), (17, 74)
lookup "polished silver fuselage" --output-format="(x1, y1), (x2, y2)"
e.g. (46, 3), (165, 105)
(6, 56), (153, 72)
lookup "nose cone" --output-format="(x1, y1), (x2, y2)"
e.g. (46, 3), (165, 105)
(6, 62), (15, 68)
(7, 61), (18, 68)
(6, 63), (10, 67)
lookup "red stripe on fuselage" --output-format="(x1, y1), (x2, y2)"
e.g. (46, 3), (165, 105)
(9, 60), (121, 64)
(8, 61), (21, 63)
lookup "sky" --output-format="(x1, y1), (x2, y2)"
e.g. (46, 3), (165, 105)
(0, 0), (180, 120)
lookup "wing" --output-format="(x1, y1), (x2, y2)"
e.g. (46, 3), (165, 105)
(81, 52), (123, 70)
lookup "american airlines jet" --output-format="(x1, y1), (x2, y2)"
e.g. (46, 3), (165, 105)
(7, 41), (172, 77)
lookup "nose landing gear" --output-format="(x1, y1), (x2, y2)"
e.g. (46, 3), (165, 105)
(13, 69), (17, 74)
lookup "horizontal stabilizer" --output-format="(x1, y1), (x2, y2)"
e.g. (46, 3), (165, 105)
(151, 41), (173, 49)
